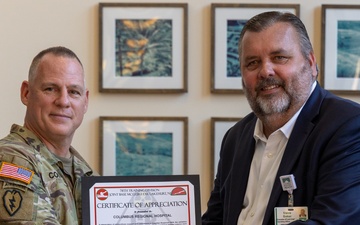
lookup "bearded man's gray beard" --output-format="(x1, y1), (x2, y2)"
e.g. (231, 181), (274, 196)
(245, 86), (291, 117)
(255, 92), (291, 115)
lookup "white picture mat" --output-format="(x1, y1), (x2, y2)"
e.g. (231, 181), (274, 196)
(102, 120), (184, 175)
(102, 7), (184, 89)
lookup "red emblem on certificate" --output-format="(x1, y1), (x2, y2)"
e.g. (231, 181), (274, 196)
(171, 187), (187, 195)
(96, 188), (108, 201)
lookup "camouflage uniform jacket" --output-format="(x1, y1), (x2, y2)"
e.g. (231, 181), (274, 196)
(0, 124), (96, 225)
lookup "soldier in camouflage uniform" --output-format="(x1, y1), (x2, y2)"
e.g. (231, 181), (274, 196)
(0, 46), (97, 224)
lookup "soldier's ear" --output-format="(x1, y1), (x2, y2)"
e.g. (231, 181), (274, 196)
(20, 81), (30, 106)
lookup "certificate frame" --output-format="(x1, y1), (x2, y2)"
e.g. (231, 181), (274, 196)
(100, 116), (188, 176)
(82, 175), (201, 225)
(210, 4), (300, 94)
(321, 5), (360, 94)
(99, 3), (188, 93)
(210, 117), (241, 185)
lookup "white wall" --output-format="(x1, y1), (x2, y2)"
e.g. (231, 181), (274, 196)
(1, 0), (359, 212)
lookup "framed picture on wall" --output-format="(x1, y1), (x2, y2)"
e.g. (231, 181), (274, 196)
(211, 4), (300, 94)
(100, 116), (188, 176)
(99, 3), (188, 93)
(210, 117), (241, 185)
(321, 5), (360, 94)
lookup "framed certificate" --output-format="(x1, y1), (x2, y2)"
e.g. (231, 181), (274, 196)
(82, 175), (201, 225)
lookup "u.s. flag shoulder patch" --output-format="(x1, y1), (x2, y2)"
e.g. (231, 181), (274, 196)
(0, 162), (34, 184)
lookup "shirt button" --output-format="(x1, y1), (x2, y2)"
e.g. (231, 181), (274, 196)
(267, 153), (273, 158)
(250, 212), (255, 217)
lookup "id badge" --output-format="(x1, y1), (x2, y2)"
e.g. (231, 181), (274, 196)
(274, 207), (308, 225)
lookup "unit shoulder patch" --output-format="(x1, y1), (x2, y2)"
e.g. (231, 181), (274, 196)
(0, 185), (34, 221)
(3, 189), (23, 216)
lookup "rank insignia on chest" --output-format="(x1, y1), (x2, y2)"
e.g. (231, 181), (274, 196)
(0, 162), (34, 184)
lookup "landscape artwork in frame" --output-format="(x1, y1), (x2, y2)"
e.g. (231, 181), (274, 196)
(321, 5), (360, 94)
(99, 3), (188, 93)
(211, 4), (299, 93)
(100, 117), (188, 176)
(210, 117), (241, 185)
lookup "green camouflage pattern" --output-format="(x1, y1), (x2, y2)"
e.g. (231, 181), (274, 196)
(0, 124), (97, 225)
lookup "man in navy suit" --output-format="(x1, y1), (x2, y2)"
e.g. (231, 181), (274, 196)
(202, 11), (360, 225)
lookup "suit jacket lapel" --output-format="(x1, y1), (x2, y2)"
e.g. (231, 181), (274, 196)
(227, 117), (257, 225)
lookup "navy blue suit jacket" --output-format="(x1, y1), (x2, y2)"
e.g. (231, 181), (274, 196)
(202, 84), (360, 225)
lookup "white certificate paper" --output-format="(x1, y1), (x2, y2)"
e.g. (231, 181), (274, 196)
(82, 175), (201, 225)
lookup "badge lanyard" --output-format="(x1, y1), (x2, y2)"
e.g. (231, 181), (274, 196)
(279, 174), (297, 207)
